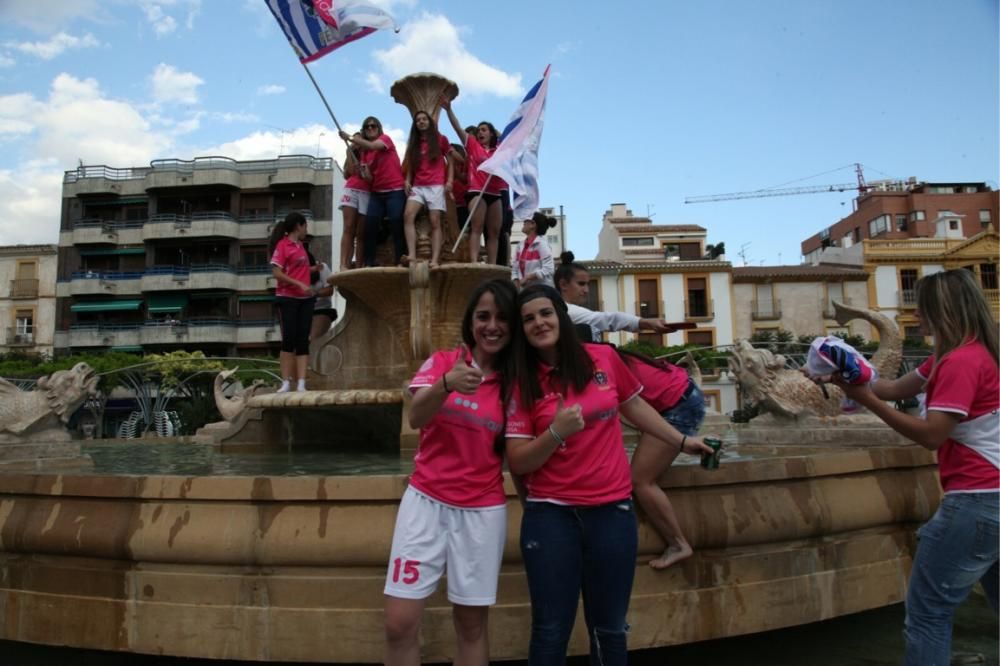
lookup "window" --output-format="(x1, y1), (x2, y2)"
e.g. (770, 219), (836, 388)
(622, 237), (654, 247)
(686, 330), (714, 347)
(678, 243), (702, 260)
(904, 326), (924, 340)
(546, 235), (559, 245)
(638, 279), (659, 317)
(895, 214), (908, 231)
(981, 263), (998, 290)
(868, 214), (889, 237)
(853, 226), (861, 242)
(949, 220), (959, 231)
(899, 269), (918, 306)
(241, 245), (269, 268)
(686, 277), (710, 318)
(909, 210), (925, 222)
(14, 310), (33, 343)
(583, 279), (600, 311)
(980, 210), (992, 226)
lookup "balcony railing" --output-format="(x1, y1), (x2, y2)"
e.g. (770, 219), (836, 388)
(751, 299), (782, 320)
(633, 300), (664, 319)
(9, 278), (38, 299)
(239, 209), (315, 225)
(898, 289), (918, 308)
(6, 328), (34, 346)
(822, 297), (853, 319)
(684, 298), (714, 320)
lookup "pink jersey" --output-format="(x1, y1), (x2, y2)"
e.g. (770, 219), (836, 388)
(464, 134), (496, 192)
(622, 356), (691, 413)
(411, 134), (451, 187)
(917, 342), (999, 493)
(270, 237), (311, 298)
(407, 347), (507, 508)
(361, 134), (405, 192)
(506, 344), (642, 505)
(344, 151), (371, 192)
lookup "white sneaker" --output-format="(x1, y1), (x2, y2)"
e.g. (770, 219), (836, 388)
(277, 380), (291, 393)
(296, 381), (307, 392)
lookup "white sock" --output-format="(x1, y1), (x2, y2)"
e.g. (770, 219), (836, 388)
(277, 379), (291, 393)
(296, 379), (306, 392)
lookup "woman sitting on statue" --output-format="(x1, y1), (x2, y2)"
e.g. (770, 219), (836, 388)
(383, 278), (516, 666)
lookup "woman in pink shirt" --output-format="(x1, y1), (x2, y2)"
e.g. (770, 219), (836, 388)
(505, 284), (712, 665)
(384, 279), (516, 666)
(828, 269), (998, 665)
(401, 110), (457, 267)
(439, 97), (504, 265)
(337, 137), (369, 271)
(339, 116), (406, 266)
(268, 212), (315, 393)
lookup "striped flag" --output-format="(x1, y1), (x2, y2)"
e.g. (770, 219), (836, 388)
(265, 0), (397, 63)
(479, 65), (550, 221)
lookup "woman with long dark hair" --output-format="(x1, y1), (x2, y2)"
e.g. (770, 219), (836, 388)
(505, 284), (711, 664)
(337, 135), (369, 271)
(826, 269), (998, 665)
(339, 116), (407, 266)
(268, 211), (315, 392)
(384, 279), (517, 666)
(401, 110), (455, 267)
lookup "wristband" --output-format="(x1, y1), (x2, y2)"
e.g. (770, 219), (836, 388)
(548, 425), (565, 445)
(680, 435), (687, 450)
(442, 374), (452, 393)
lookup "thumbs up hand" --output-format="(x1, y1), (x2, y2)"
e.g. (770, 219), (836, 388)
(551, 395), (585, 440)
(444, 344), (483, 395)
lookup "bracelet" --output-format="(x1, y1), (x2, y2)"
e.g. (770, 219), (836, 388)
(680, 435), (687, 450)
(442, 374), (452, 393)
(548, 425), (565, 445)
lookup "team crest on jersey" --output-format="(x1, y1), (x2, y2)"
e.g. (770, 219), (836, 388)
(594, 370), (608, 386)
(418, 357), (434, 373)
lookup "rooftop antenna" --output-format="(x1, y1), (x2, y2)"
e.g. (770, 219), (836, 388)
(738, 242), (751, 267)
(266, 124), (291, 157)
(646, 203), (656, 218)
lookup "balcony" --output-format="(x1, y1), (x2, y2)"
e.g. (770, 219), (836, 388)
(6, 328), (34, 347)
(9, 279), (38, 299)
(67, 323), (141, 349)
(69, 271), (144, 296)
(237, 265), (276, 291)
(140, 318), (237, 345)
(238, 209), (314, 239)
(144, 157), (242, 189)
(72, 219), (145, 245)
(751, 299), (782, 321)
(822, 297), (852, 319)
(684, 298), (714, 320)
(143, 212), (240, 241)
(236, 319), (280, 344)
(141, 264), (238, 292)
(898, 289), (918, 309)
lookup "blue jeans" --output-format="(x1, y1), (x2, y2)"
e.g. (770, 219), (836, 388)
(363, 189), (405, 266)
(520, 499), (638, 666)
(661, 380), (705, 436)
(904, 491), (999, 666)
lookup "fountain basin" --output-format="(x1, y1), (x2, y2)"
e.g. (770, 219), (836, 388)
(0, 440), (939, 662)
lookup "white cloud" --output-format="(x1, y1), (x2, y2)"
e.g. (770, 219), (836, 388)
(372, 14), (523, 99)
(211, 111), (260, 124)
(0, 55), (15, 68)
(198, 122), (406, 163)
(0, 0), (104, 32)
(150, 63), (204, 105)
(140, 0), (201, 37)
(256, 84), (286, 96)
(0, 160), (64, 244)
(6, 32), (100, 60)
(365, 73), (384, 95)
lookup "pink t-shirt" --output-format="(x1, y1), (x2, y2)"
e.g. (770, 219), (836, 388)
(407, 347), (507, 508)
(506, 344), (642, 505)
(464, 134), (496, 193)
(623, 356), (691, 413)
(917, 341), (999, 493)
(270, 237), (311, 298)
(345, 173), (371, 192)
(412, 134), (452, 187)
(361, 134), (405, 192)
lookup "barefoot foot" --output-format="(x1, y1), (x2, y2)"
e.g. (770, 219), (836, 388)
(649, 543), (693, 570)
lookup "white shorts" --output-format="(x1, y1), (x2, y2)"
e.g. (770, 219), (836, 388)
(407, 185), (447, 212)
(384, 486), (506, 605)
(338, 187), (370, 212)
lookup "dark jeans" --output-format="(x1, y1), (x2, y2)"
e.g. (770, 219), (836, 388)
(363, 189), (405, 266)
(275, 296), (315, 355)
(520, 499), (638, 666)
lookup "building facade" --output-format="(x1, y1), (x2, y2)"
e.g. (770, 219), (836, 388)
(55, 155), (336, 356)
(731, 265), (872, 341)
(0, 245), (58, 357)
(802, 180), (999, 263)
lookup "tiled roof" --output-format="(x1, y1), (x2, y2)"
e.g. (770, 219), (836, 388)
(610, 223), (706, 232)
(579, 259), (731, 273)
(732, 264), (869, 281)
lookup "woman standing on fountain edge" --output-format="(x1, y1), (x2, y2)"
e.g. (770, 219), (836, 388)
(383, 279), (516, 666)
(268, 211), (315, 393)
(401, 110), (455, 267)
(822, 269), (998, 666)
(505, 284), (712, 665)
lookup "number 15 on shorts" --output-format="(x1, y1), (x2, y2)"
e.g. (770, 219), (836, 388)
(391, 557), (420, 584)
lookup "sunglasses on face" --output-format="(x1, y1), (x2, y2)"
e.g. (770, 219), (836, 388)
(364, 124), (379, 130)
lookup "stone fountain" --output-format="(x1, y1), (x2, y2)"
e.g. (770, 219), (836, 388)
(0, 78), (941, 663)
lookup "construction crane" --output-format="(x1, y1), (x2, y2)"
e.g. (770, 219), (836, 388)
(685, 163), (868, 204)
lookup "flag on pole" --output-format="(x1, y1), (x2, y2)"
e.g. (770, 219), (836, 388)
(265, 0), (397, 63)
(478, 65), (551, 221)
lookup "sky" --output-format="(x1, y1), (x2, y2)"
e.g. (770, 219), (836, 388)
(0, 0), (996, 265)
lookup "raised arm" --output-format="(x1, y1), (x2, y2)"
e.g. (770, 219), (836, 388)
(339, 129), (386, 152)
(440, 96), (467, 144)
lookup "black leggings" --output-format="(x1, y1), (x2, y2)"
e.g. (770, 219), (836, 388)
(276, 296), (315, 355)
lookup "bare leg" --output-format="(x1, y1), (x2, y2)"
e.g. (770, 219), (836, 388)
(632, 432), (692, 569)
(384, 596), (426, 666)
(484, 200), (502, 266)
(402, 199), (422, 264)
(452, 604), (490, 666)
(309, 314), (332, 342)
(467, 195), (487, 263)
(429, 209), (442, 267)
(353, 214), (366, 267)
(340, 207), (358, 271)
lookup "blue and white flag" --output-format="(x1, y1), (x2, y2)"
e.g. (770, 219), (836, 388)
(479, 65), (550, 221)
(266, 0), (397, 63)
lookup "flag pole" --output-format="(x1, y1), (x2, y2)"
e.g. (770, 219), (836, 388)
(451, 174), (496, 255)
(300, 61), (344, 133)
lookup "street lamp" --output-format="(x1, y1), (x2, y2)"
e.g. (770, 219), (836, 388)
(316, 132), (326, 158)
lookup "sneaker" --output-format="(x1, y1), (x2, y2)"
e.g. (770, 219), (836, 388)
(277, 380), (291, 394)
(296, 381), (307, 392)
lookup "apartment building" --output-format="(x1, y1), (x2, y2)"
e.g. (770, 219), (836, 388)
(802, 180), (998, 263)
(509, 205), (567, 263)
(0, 245), (58, 357)
(55, 155), (338, 356)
